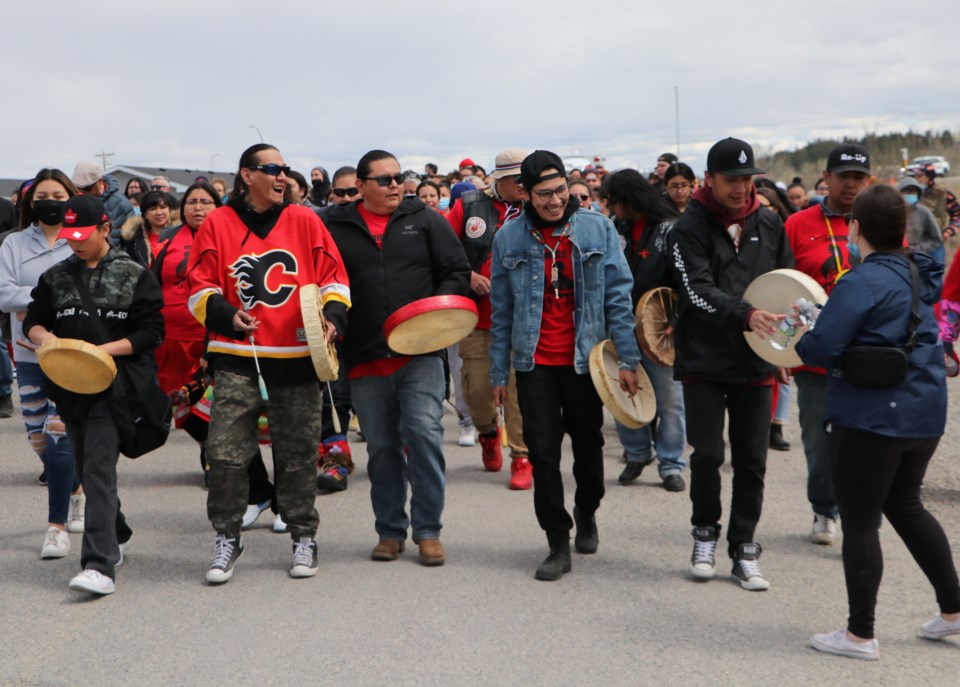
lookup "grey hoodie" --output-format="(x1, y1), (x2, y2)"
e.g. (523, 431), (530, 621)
(0, 225), (74, 363)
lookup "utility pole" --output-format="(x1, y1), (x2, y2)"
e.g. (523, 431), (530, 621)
(95, 150), (115, 170)
(674, 86), (681, 159)
(249, 125), (263, 143)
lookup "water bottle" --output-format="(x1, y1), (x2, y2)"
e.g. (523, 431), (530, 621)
(770, 298), (814, 351)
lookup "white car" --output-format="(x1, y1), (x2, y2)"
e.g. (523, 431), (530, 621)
(903, 155), (951, 177)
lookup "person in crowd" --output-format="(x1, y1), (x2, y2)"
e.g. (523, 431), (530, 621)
(813, 178), (830, 204)
(0, 195), (16, 231)
(449, 181), (477, 209)
(72, 160), (136, 230)
(787, 182), (808, 212)
(653, 152), (678, 192)
(582, 168), (601, 191)
(416, 180), (442, 212)
(796, 184), (960, 660)
(664, 163), (696, 214)
(324, 149), (470, 567)
(211, 177), (229, 203)
(784, 144), (869, 545)
(489, 150), (640, 581)
(118, 190), (172, 266)
(150, 176), (172, 193)
(899, 177), (944, 264)
(438, 183), (452, 212)
(187, 143), (350, 584)
(602, 169), (687, 492)
(447, 149), (532, 489)
(309, 167), (330, 208)
(24, 194), (164, 596)
(0, 169), (84, 559)
(424, 163), (439, 179)
(124, 178), (145, 200)
(568, 180), (593, 210)
(402, 172), (420, 198)
(757, 187), (790, 222)
(913, 163), (960, 241)
(672, 138), (793, 591)
(458, 158), (475, 179)
(285, 171), (312, 208)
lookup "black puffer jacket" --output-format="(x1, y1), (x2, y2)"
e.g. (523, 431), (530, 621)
(670, 199), (794, 383)
(325, 197), (470, 371)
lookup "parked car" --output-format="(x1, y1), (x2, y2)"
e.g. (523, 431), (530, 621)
(903, 155), (951, 177)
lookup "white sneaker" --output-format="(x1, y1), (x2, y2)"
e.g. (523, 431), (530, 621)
(69, 569), (115, 595)
(810, 514), (837, 545)
(66, 493), (85, 533)
(40, 527), (70, 559)
(919, 613), (960, 640)
(273, 513), (287, 533)
(811, 628), (878, 660)
(241, 500), (272, 530)
(458, 426), (477, 447)
(689, 526), (718, 580)
(116, 540), (129, 567)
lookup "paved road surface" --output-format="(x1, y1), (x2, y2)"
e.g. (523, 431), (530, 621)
(2, 381), (959, 686)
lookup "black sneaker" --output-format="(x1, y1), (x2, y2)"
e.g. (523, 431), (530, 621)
(0, 393), (14, 418)
(206, 534), (243, 584)
(689, 526), (718, 580)
(732, 542), (770, 591)
(38, 469), (48, 486)
(290, 537), (319, 578)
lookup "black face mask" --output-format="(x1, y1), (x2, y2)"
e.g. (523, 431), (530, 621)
(33, 199), (65, 226)
(311, 179), (325, 190)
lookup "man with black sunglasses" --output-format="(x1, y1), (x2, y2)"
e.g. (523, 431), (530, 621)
(446, 148), (533, 490)
(317, 167), (361, 222)
(324, 149), (470, 567)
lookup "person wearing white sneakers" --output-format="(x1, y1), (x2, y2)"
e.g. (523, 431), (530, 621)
(0, 169), (85, 562)
(796, 185), (960, 659)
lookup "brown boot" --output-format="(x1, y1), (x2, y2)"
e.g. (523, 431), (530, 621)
(371, 539), (405, 561)
(418, 539), (445, 566)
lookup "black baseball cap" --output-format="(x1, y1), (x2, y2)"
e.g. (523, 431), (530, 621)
(826, 144), (870, 174)
(657, 152), (678, 164)
(706, 138), (763, 177)
(57, 194), (108, 241)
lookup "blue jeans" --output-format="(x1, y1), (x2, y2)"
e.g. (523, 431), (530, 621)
(615, 359), (686, 477)
(17, 361), (78, 523)
(349, 356), (446, 542)
(0, 344), (13, 395)
(773, 382), (791, 423)
(795, 371), (837, 517)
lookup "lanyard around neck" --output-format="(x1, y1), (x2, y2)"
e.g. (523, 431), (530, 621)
(822, 210), (849, 284)
(530, 222), (571, 299)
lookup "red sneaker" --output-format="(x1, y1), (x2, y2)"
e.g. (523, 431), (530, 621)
(509, 456), (533, 490)
(479, 429), (503, 472)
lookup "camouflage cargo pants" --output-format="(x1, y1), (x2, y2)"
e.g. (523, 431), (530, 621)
(207, 370), (321, 540)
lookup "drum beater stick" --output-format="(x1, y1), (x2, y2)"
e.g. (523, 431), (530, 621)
(239, 298), (269, 402)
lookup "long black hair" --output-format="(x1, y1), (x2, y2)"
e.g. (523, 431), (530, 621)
(602, 169), (678, 224)
(230, 143), (279, 200)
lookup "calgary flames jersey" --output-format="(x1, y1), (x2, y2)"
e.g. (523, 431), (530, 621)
(187, 203), (350, 361)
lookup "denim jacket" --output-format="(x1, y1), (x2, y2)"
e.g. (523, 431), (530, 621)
(488, 207), (641, 386)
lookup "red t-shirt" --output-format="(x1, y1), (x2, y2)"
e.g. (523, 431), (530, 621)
(357, 202), (390, 249)
(350, 202), (411, 379)
(534, 232), (575, 366)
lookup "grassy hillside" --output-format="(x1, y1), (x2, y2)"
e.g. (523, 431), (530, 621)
(758, 130), (958, 187)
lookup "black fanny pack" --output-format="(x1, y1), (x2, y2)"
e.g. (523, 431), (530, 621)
(833, 257), (920, 388)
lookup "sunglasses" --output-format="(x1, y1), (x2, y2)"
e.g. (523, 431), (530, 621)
(333, 187), (360, 198)
(249, 163), (291, 177)
(150, 185), (165, 190)
(575, 194), (590, 202)
(363, 173), (405, 187)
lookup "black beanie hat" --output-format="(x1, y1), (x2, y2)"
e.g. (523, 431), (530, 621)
(520, 150), (565, 191)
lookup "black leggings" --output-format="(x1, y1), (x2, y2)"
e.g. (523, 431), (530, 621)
(829, 425), (960, 638)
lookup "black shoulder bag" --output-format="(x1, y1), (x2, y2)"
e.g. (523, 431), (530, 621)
(70, 267), (172, 458)
(833, 257), (920, 388)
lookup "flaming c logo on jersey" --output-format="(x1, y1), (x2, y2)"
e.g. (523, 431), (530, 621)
(230, 249), (299, 309)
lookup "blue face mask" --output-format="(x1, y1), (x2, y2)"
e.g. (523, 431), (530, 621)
(812, 195), (825, 205)
(847, 228), (861, 260)
(438, 197), (450, 211)
(904, 194), (919, 206)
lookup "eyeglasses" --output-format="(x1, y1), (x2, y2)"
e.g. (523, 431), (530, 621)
(249, 164), (291, 177)
(333, 187), (360, 198)
(667, 182), (692, 191)
(532, 184), (568, 201)
(185, 198), (215, 207)
(575, 194), (590, 202)
(363, 173), (405, 187)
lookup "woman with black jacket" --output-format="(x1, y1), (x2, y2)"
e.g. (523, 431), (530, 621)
(24, 194), (164, 596)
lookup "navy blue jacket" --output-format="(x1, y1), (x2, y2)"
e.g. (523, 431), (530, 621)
(795, 251), (946, 438)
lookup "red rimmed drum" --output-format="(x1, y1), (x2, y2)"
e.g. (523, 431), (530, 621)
(384, 295), (479, 355)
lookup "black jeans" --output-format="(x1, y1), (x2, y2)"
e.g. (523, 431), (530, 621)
(684, 381), (771, 558)
(516, 365), (605, 533)
(321, 341), (352, 440)
(829, 425), (960, 639)
(64, 400), (132, 581)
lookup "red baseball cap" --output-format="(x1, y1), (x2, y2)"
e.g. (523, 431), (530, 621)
(57, 195), (108, 241)
(459, 158), (475, 170)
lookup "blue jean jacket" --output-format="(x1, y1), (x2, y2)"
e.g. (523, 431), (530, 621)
(488, 208), (641, 387)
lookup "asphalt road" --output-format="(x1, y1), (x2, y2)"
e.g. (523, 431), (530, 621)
(2, 381), (959, 686)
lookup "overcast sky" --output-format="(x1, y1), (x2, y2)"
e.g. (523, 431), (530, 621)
(1, 0), (956, 182)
